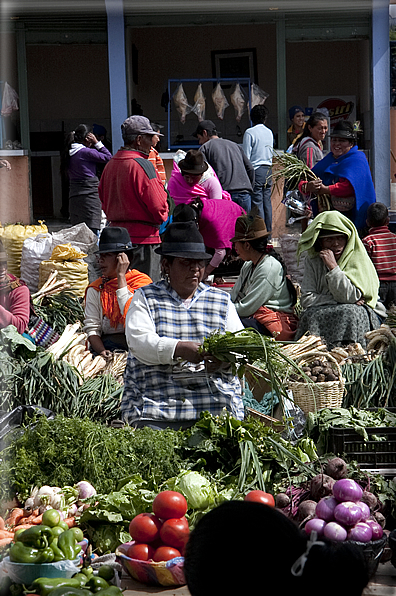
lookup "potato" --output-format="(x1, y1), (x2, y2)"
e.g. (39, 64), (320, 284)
(317, 374), (326, 382)
(311, 366), (323, 376)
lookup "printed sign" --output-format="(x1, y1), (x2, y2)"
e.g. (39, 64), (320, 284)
(308, 96), (356, 132)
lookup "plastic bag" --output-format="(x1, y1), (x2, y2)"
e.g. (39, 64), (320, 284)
(212, 83), (229, 120)
(39, 259), (89, 298)
(281, 392), (306, 443)
(0, 222), (48, 277)
(251, 83), (269, 108)
(20, 233), (53, 293)
(1, 82), (19, 116)
(51, 243), (87, 262)
(1, 556), (80, 584)
(172, 84), (192, 124)
(190, 83), (206, 122)
(230, 83), (247, 122)
(52, 222), (98, 255)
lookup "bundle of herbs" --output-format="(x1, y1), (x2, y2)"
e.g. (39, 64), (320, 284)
(201, 329), (309, 400)
(32, 291), (85, 334)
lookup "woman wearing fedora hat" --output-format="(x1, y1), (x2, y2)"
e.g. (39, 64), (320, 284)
(84, 227), (152, 357)
(0, 240), (30, 336)
(167, 149), (231, 204)
(295, 211), (386, 349)
(230, 214), (298, 341)
(120, 221), (245, 430)
(300, 121), (375, 231)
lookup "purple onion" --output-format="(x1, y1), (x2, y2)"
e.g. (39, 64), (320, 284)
(305, 518), (327, 537)
(347, 522), (373, 543)
(366, 519), (384, 540)
(334, 501), (362, 527)
(356, 501), (370, 521)
(315, 496), (338, 522)
(333, 479), (363, 503)
(324, 521), (347, 542)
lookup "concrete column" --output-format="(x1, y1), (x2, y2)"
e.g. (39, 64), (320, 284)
(372, 0), (391, 206)
(276, 15), (287, 151)
(105, 0), (128, 152)
(15, 23), (30, 152)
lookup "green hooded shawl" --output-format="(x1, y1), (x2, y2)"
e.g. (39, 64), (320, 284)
(297, 211), (379, 309)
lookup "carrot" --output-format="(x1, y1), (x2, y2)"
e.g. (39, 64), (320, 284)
(31, 514), (43, 525)
(0, 530), (14, 539)
(22, 509), (39, 519)
(0, 517), (5, 531)
(5, 508), (24, 528)
(63, 517), (76, 528)
(0, 537), (13, 547)
(20, 511), (39, 525)
(12, 524), (34, 531)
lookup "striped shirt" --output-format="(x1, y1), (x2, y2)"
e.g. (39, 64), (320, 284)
(121, 281), (244, 425)
(363, 226), (396, 280)
(149, 148), (166, 185)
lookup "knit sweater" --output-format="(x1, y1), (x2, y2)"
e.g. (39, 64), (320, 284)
(231, 255), (294, 317)
(0, 284), (30, 334)
(98, 149), (169, 244)
(300, 255), (386, 318)
(242, 124), (274, 169)
(199, 138), (254, 193)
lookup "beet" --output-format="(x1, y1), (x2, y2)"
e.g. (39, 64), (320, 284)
(325, 457), (348, 480)
(373, 511), (386, 528)
(310, 474), (335, 501)
(275, 493), (290, 508)
(360, 491), (378, 511)
(296, 499), (317, 521)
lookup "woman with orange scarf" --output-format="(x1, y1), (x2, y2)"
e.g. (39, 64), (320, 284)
(84, 227), (152, 357)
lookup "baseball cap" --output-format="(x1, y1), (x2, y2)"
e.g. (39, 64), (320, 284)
(121, 116), (163, 137)
(192, 119), (217, 138)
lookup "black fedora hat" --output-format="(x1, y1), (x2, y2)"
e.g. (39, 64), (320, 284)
(329, 120), (357, 140)
(178, 150), (208, 175)
(155, 221), (212, 259)
(96, 227), (136, 254)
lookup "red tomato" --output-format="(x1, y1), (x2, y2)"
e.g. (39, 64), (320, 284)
(127, 542), (155, 561)
(129, 513), (162, 543)
(244, 491), (275, 507)
(159, 516), (190, 550)
(153, 546), (181, 562)
(152, 491), (188, 520)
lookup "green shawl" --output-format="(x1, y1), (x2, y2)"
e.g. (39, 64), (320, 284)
(297, 211), (379, 309)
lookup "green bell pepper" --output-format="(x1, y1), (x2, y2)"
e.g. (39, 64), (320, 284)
(34, 546), (55, 563)
(31, 576), (88, 596)
(41, 589), (93, 596)
(9, 542), (40, 564)
(49, 541), (66, 561)
(92, 587), (123, 596)
(85, 576), (109, 593)
(57, 529), (77, 560)
(16, 524), (53, 549)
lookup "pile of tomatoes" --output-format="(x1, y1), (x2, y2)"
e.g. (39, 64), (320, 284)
(127, 491), (189, 562)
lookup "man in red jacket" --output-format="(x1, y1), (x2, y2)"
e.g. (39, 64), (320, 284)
(99, 116), (169, 281)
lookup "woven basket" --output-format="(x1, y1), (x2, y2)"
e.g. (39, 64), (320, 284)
(287, 351), (344, 415)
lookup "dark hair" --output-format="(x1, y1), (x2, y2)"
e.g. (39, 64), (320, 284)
(184, 501), (368, 596)
(366, 202), (388, 227)
(62, 124), (91, 174)
(150, 122), (162, 133)
(295, 111), (327, 144)
(250, 104), (269, 125)
(248, 236), (297, 304)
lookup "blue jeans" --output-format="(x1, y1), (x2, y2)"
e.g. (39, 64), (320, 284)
(251, 165), (272, 232)
(230, 190), (252, 214)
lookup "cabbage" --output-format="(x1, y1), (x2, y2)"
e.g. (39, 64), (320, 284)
(174, 471), (216, 510)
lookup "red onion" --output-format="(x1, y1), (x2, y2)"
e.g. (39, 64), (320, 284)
(305, 518), (326, 537)
(324, 521), (347, 541)
(315, 496), (338, 522)
(347, 522), (373, 543)
(334, 501), (362, 527)
(356, 501), (370, 521)
(366, 519), (383, 540)
(333, 479), (363, 503)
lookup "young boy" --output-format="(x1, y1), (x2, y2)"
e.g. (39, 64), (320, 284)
(363, 202), (396, 308)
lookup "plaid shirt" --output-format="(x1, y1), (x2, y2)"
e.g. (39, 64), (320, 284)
(121, 281), (244, 425)
(363, 226), (396, 281)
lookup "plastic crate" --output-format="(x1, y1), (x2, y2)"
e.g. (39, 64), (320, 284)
(327, 426), (396, 469)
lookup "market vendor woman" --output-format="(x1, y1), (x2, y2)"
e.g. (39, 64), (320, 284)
(119, 221), (245, 430)
(84, 227), (152, 356)
(295, 211), (386, 348)
(0, 241), (30, 335)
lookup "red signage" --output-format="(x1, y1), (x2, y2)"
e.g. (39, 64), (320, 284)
(316, 97), (354, 129)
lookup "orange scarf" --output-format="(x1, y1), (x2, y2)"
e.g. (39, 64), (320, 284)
(87, 269), (152, 329)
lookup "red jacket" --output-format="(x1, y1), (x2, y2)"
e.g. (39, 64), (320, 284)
(99, 149), (169, 244)
(0, 283), (30, 334)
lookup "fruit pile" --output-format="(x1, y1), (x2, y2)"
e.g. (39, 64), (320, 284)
(127, 491), (189, 562)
